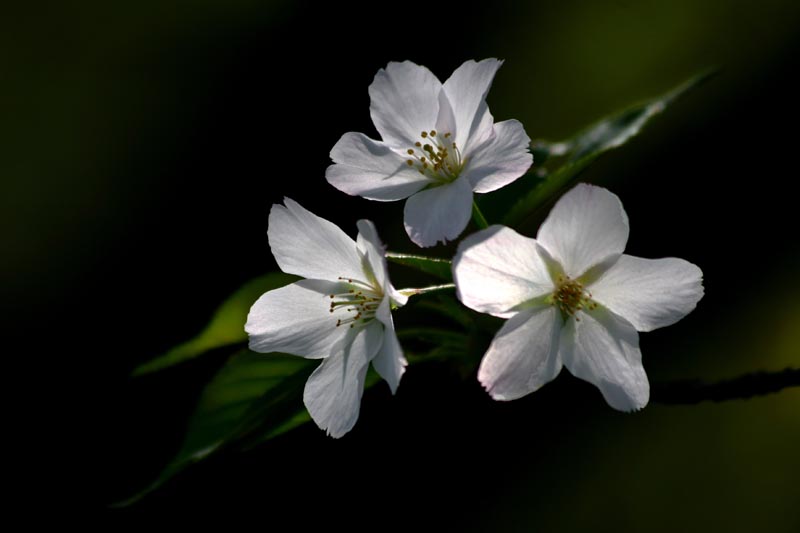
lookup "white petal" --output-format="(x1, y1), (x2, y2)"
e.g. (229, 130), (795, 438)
(357, 229), (406, 310)
(326, 132), (429, 201)
(246, 279), (348, 358)
(478, 306), (563, 401)
(403, 176), (473, 247)
(371, 303), (406, 395)
(442, 58), (503, 153)
(303, 321), (384, 438)
(387, 285), (409, 308)
(560, 307), (649, 411)
(268, 199), (362, 281)
(356, 219), (388, 289)
(589, 255), (704, 332)
(435, 88), (458, 141)
(537, 183), (629, 279)
(453, 225), (555, 318)
(464, 120), (533, 194)
(369, 61), (442, 151)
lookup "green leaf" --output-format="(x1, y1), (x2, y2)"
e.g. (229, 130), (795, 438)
(412, 293), (476, 330)
(117, 351), (399, 506)
(133, 272), (298, 375)
(396, 327), (470, 346)
(240, 408), (312, 448)
(504, 70), (716, 228)
(239, 367), (386, 450)
(530, 141), (552, 167)
(471, 200), (489, 229)
(503, 154), (600, 229)
(116, 350), (315, 506)
(385, 252), (453, 281)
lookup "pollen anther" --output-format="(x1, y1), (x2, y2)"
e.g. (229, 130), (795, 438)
(552, 276), (595, 318)
(405, 130), (465, 184)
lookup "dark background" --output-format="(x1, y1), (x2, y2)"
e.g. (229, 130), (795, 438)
(4, 0), (798, 529)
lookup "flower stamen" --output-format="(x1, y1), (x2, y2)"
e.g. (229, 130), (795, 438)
(551, 275), (597, 321)
(407, 130), (466, 184)
(329, 277), (383, 328)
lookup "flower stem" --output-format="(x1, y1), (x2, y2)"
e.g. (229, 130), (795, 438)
(471, 201), (489, 229)
(385, 252), (451, 263)
(398, 283), (456, 298)
(385, 252), (452, 281)
(653, 367), (800, 404)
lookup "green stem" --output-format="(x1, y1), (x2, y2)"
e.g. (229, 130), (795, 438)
(471, 201), (489, 229)
(397, 283), (456, 298)
(385, 252), (450, 263)
(385, 252), (452, 282)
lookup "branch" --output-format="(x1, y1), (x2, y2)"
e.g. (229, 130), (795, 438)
(651, 368), (800, 405)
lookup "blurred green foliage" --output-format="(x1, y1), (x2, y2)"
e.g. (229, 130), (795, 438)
(133, 272), (297, 375)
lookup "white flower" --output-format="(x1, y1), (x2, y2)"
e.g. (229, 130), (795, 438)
(452, 184), (704, 411)
(245, 199), (408, 438)
(326, 59), (533, 248)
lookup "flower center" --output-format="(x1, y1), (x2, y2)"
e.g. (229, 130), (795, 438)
(551, 275), (597, 320)
(329, 276), (383, 329)
(405, 130), (466, 184)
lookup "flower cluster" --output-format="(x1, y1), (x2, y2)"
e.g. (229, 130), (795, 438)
(246, 60), (704, 437)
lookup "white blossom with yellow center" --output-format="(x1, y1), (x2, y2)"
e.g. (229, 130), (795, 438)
(326, 59), (533, 248)
(453, 184), (704, 411)
(246, 199), (408, 438)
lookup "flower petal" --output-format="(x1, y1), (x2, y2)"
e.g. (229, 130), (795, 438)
(588, 255), (704, 332)
(442, 58), (503, 153)
(268, 199), (362, 281)
(464, 119), (533, 194)
(435, 88), (458, 141)
(403, 176), (473, 247)
(387, 285), (408, 308)
(369, 61), (442, 151)
(356, 219), (388, 289)
(371, 303), (406, 395)
(560, 307), (649, 411)
(303, 321), (384, 438)
(453, 225), (555, 318)
(246, 279), (349, 358)
(326, 132), (430, 201)
(537, 183), (630, 279)
(478, 306), (563, 401)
